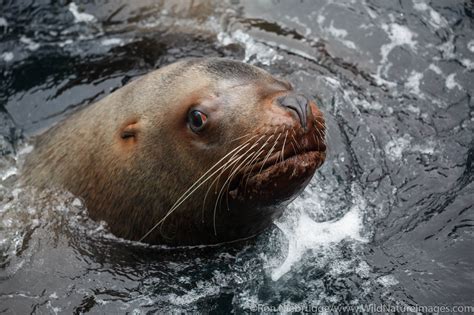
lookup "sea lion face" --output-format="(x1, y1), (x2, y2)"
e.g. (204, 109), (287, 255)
(121, 59), (326, 244)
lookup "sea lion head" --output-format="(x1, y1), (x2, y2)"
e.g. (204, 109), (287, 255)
(116, 58), (326, 244)
(24, 58), (326, 245)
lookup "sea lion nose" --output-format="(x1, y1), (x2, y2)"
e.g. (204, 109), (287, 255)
(278, 94), (310, 129)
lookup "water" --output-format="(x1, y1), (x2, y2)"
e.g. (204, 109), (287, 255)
(1, 0), (473, 312)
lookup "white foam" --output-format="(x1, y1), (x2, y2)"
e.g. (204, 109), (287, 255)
(413, 1), (429, 12)
(50, 306), (61, 315)
(20, 36), (40, 51)
(468, 40), (474, 53)
(324, 76), (341, 88)
(217, 30), (281, 65)
(446, 73), (462, 90)
(68, 3), (96, 23)
(429, 10), (444, 27)
(1, 51), (13, 62)
(412, 142), (435, 155)
(101, 38), (123, 46)
(413, 0), (447, 29)
(438, 35), (455, 59)
(317, 14), (325, 25)
(1, 167), (17, 180)
(353, 98), (383, 111)
(428, 63), (443, 75)
(165, 284), (220, 306)
(327, 21), (348, 38)
(384, 134), (412, 160)
(71, 198), (83, 208)
(382, 23), (417, 51)
(376, 275), (399, 287)
(405, 71), (424, 98)
(287, 15), (312, 36)
(355, 260), (371, 278)
(407, 104), (421, 115)
(385, 134), (435, 160)
(365, 4), (378, 19)
(326, 21), (357, 49)
(328, 259), (352, 276)
(58, 39), (73, 48)
(271, 190), (367, 281)
(374, 23), (417, 87)
(262, 41), (318, 63)
(0, 17), (7, 27)
(460, 58), (474, 71)
(17, 144), (33, 157)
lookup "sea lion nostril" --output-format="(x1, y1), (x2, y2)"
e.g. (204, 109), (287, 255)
(278, 94), (309, 128)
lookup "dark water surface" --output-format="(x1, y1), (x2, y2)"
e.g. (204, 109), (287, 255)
(0, 0), (473, 313)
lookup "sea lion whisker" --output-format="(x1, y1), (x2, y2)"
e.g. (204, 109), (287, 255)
(215, 134), (267, 192)
(139, 139), (258, 242)
(182, 135), (262, 204)
(279, 130), (289, 163)
(241, 132), (281, 188)
(314, 120), (327, 140)
(267, 131), (282, 163)
(201, 152), (248, 222)
(245, 138), (271, 174)
(291, 134), (302, 151)
(290, 141), (298, 157)
(315, 120), (327, 135)
(228, 132), (257, 143)
(257, 135), (279, 177)
(200, 136), (265, 222)
(242, 134), (280, 190)
(313, 122), (328, 147)
(221, 135), (268, 198)
(212, 143), (266, 235)
(157, 152), (248, 238)
(157, 152), (252, 239)
(196, 135), (266, 224)
(242, 144), (266, 191)
(314, 119), (326, 130)
(311, 131), (321, 152)
(224, 150), (260, 211)
(168, 139), (252, 209)
(211, 139), (257, 194)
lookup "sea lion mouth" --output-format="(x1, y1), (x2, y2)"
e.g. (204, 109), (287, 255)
(227, 131), (326, 205)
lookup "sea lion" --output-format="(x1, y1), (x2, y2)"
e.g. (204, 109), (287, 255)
(22, 58), (326, 245)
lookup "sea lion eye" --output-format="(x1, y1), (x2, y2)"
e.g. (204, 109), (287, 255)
(188, 110), (208, 132)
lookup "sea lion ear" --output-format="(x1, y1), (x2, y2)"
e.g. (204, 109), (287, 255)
(120, 120), (140, 141)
